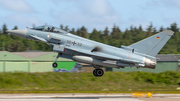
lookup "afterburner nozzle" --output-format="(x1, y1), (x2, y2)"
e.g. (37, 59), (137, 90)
(144, 58), (156, 69)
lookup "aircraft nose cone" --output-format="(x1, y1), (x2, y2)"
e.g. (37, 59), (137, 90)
(7, 29), (27, 39)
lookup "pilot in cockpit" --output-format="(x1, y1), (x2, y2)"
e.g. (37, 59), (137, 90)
(50, 27), (55, 32)
(47, 27), (50, 32)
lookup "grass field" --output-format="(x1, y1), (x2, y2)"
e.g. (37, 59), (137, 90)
(0, 71), (180, 93)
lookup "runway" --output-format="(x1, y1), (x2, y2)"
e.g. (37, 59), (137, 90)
(0, 93), (179, 101)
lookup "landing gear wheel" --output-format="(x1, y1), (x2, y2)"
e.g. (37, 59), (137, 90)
(93, 69), (97, 76)
(96, 69), (104, 77)
(93, 69), (104, 77)
(52, 63), (58, 68)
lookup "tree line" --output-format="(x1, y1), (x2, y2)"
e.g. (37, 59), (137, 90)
(0, 23), (179, 54)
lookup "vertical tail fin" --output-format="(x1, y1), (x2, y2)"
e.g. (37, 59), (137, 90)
(129, 30), (174, 56)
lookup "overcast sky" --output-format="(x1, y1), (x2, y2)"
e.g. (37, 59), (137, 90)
(0, 0), (180, 32)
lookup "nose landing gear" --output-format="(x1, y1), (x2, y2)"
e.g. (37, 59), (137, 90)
(52, 62), (58, 68)
(52, 53), (62, 68)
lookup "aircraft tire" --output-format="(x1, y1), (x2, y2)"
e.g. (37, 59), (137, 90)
(93, 69), (98, 76)
(93, 69), (104, 77)
(96, 69), (104, 77)
(52, 63), (58, 68)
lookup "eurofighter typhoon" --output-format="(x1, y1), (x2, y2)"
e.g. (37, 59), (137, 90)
(7, 25), (174, 77)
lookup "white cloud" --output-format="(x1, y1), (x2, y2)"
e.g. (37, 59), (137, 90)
(8, 15), (41, 25)
(161, 0), (180, 8)
(138, 0), (180, 30)
(81, 0), (116, 16)
(0, 14), (43, 30)
(145, 0), (180, 9)
(49, 0), (121, 32)
(125, 17), (149, 30)
(0, 0), (34, 13)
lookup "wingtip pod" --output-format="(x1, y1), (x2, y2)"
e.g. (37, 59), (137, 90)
(162, 30), (174, 35)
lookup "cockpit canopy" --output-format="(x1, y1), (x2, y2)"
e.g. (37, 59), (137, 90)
(31, 25), (67, 34)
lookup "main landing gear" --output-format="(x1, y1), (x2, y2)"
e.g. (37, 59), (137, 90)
(93, 68), (104, 77)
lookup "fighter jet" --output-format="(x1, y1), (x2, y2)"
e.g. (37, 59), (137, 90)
(7, 25), (174, 77)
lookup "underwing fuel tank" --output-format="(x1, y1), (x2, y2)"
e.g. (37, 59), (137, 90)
(72, 56), (119, 68)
